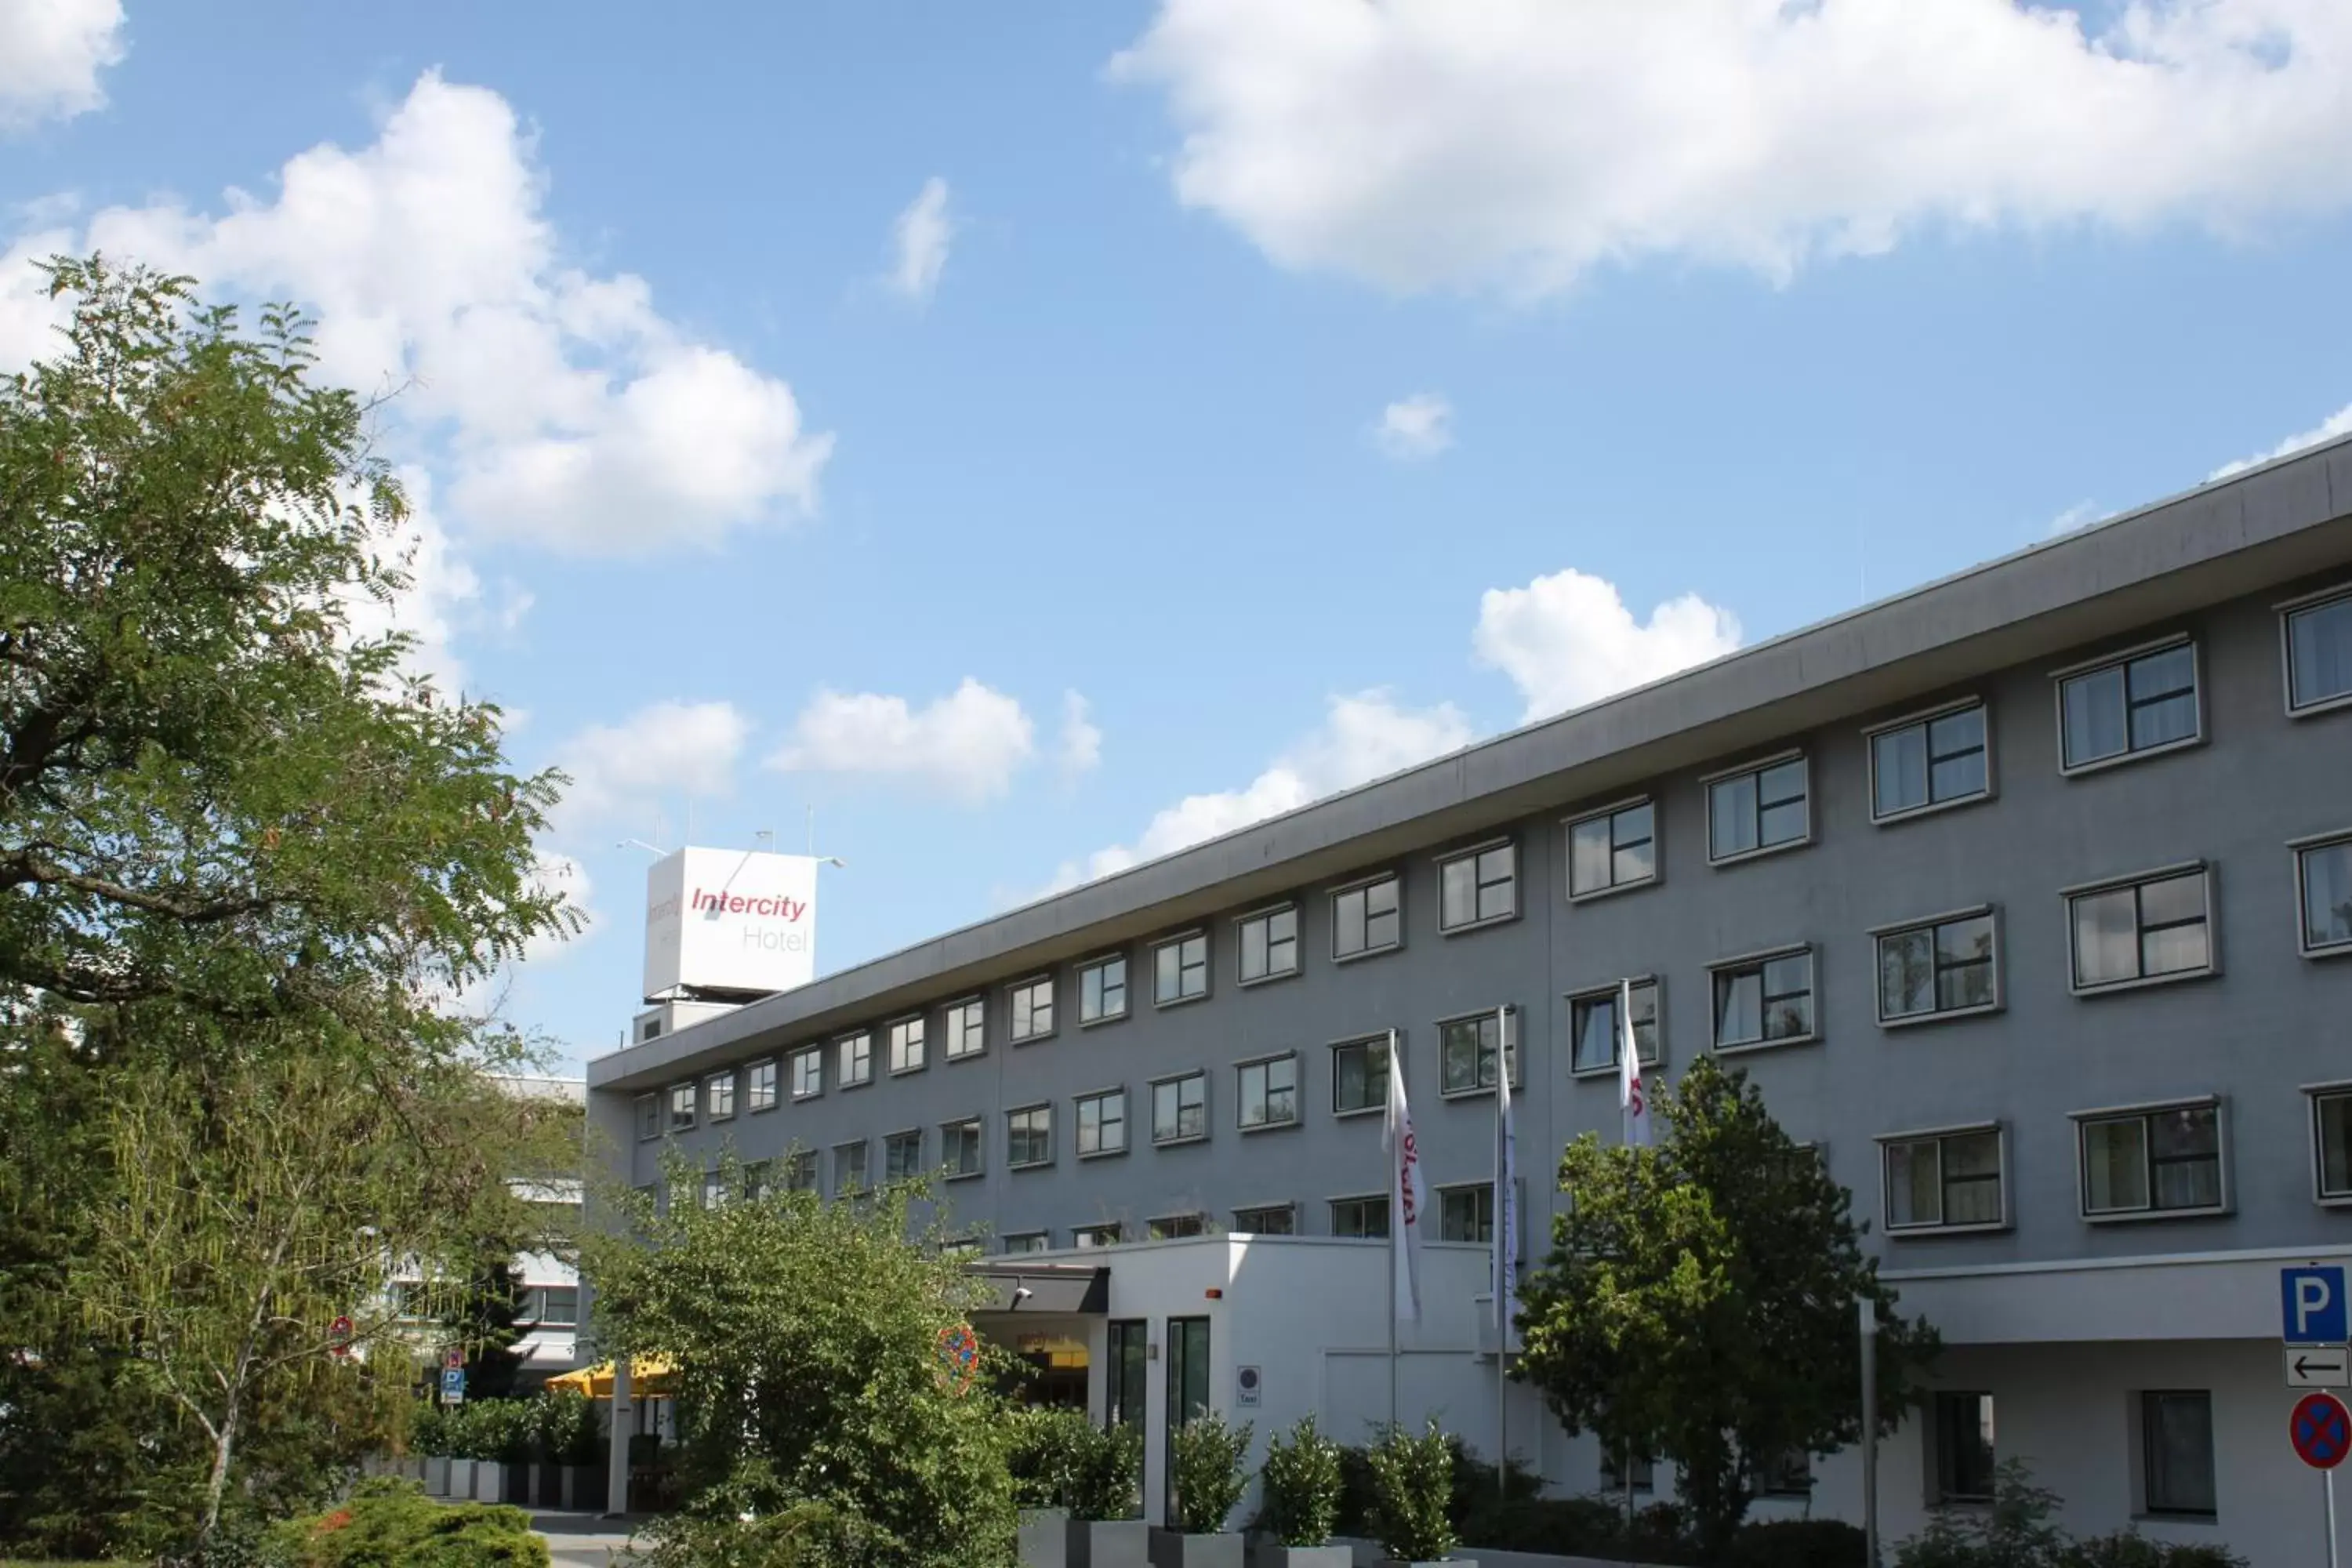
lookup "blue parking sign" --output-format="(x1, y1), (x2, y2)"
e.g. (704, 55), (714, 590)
(2282, 1265), (2350, 1344)
(440, 1367), (466, 1404)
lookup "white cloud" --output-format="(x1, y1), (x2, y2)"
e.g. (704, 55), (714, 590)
(521, 850), (593, 965)
(0, 0), (124, 132)
(1376, 393), (1453, 459)
(2211, 402), (2352, 479)
(2, 71), (833, 554)
(888, 176), (953, 303)
(1114, 0), (2352, 296)
(332, 466), (487, 691)
(552, 699), (750, 837)
(1048, 691), (1471, 888)
(1056, 691), (1103, 779)
(1475, 567), (1742, 722)
(768, 678), (1039, 802)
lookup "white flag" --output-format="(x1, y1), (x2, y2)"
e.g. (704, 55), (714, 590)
(1619, 979), (1652, 1147)
(1383, 1029), (1426, 1323)
(1493, 1007), (1518, 1352)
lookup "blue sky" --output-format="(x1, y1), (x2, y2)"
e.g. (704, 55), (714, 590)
(5, 0), (2350, 1067)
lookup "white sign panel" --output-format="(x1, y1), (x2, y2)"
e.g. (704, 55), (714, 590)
(642, 847), (818, 1001)
(2289, 1345), (2352, 1388)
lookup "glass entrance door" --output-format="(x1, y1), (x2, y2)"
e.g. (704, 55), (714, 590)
(1163, 1316), (1210, 1526)
(1105, 1319), (1147, 1432)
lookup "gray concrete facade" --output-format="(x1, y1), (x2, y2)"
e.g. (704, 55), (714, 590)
(586, 437), (2352, 1276)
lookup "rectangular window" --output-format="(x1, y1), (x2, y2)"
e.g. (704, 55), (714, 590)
(2067, 865), (2213, 993)
(1571, 981), (1660, 1076)
(1870, 702), (1990, 822)
(1233, 1203), (1295, 1235)
(1003, 1232), (1051, 1254)
(1882, 1127), (2006, 1232)
(2058, 638), (2201, 771)
(1236, 1054), (1299, 1130)
(1009, 976), (1055, 1041)
(700, 1171), (727, 1210)
(1600, 1448), (1655, 1494)
(1875, 910), (1998, 1024)
(888, 1015), (927, 1074)
(1007, 1105), (1053, 1169)
(1080, 953), (1128, 1023)
(785, 1150), (818, 1193)
(942, 1119), (982, 1179)
(2141, 1392), (2217, 1519)
(1439, 1009), (1515, 1095)
(1332, 873), (1402, 960)
(1439, 841), (1517, 931)
(2297, 833), (2352, 957)
(1933, 1393), (1998, 1504)
(833, 1140), (868, 1195)
(1153, 933), (1208, 1006)
(2285, 587), (2352, 715)
(1076, 1088), (1127, 1156)
(666, 1081), (698, 1133)
(1568, 799), (1657, 899)
(833, 1033), (871, 1089)
(1711, 948), (1816, 1050)
(1439, 1183), (1494, 1243)
(1075, 1223), (1123, 1249)
(1332, 1036), (1391, 1115)
(633, 1092), (659, 1142)
(1751, 1448), (1813, 1498)
(1152, 1073), (1207, 1145)
(1330, 1196), (1390, 1239)
(2076, 1102), (2224, 1218)
(945, 998), (985, 1060)
(790, 1046), (822, 1101)
(2313, 1088), (2352, 1203)
(1149, 1214), (1206, 1240)
(1238, 905), (1300, 984)
(742, 1160), (775, 1201)
(884, 1129), (923, 1184)
(524, 1285), (580, 1328)
(705, 1071), (736, 1120)
(748, 1058), (780, 1112)
(1708, 754), (1809, 862)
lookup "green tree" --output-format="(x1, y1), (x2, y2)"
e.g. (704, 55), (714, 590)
(1515, 1055), (1940, 1557)
(583, 1156), (1022, 1567)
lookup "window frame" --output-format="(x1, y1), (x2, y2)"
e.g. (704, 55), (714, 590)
(1235, 902), (1302, 987)
(1437, 1181), (1495, 1244)
(1329, 1194), (1390, 1239)
(789, 1045), (823, 1102)
(2139, 1389), (2218, 1520)
(1330, 871), (1403, 963)
(1568, 977), (1663, 1079)
(2278, 581), (2352, 720)
(1564, 795), (1660, 903)
(1702, 749), (1813, 867)
(1436, 1006), (1519, 1098)
(1232, 1202), (1297, 1236)
(1235, 1051), (1301, 1133)
(1006, 1102), (1054, 1171)
(882, 1127), (924, 1185)
(747, 1058), (780, 1112)
(1436, 837), (1519, 934)
(943, 996), (987, 1062)
(1150, 1069), (1210, 1147)
(1870, 906), (2002, 1028)
(1077, 951), (1130, 1026)
(1001, 1231), (1052, 1254)
(1330, 1033), (1392, 1119)
(2051, 633), (2205, 777)
(2307, 1082), (2352, 1207)
(1876, 1122), (2010, 1237)
(832, 1138), (869, 1196)
(1152, 931), (1210, 1008)
(941, 1117), (985, 1181)
(2292, 829), (2352, 960)
(887, 1014), (928, 1076)
(1933, 1391), (1999, 1504)
(1707, 943), (1820, 1054)
(1074, 1085), (1129, 1160)
(783, 1149), (818, 1194)
(1864, 697), (1994, 826)
(1147, 1213), (1207, 1241)
(2070, 1097), (2230, 1223)
(834, 1031), (873, 1090)
(704, 1069), (737, 1121)
(633, 1092), (659, 1142)
(2062, 861), (2220, 996)
(1073, 1222), (1124, 1249)
(666, 1081), (698, 1134)
(1007, 974), (1057, 1043)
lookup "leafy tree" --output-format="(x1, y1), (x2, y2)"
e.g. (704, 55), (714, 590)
(1170, 1412), (1252, 1534)
(583, 1156), (1022, 1566)
(1515, 1055), (1940, 1557)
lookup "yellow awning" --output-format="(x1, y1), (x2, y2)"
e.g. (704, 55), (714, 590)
(543, 1356), (677, 1399)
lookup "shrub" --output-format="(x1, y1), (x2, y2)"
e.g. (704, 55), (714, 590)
(534, 1389), (601, 1466)
(1065, 1420), (1144, 1523)
(1258, 1416), (1345, 1547)
(264, 1477), (550, 1567)
(1895, 1462), (2249, 1568)
(1004, 1405), (1094, 1511)
(1171, 1413), (1253, 1535)
(2060, 1534), (2248, 1568)
(1720, 1518), (1869, 1568)
(410, 1400), (452, 1458)
(1364, 1421), (1457, 1564)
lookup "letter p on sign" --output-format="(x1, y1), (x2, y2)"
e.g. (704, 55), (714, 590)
(2283, 1265), (2350, 1345)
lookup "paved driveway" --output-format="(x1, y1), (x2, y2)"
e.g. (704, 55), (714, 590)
(528, 1510), (643, 1567)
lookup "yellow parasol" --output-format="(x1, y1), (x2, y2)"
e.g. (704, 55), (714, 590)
(543, 1356), (677, 1399)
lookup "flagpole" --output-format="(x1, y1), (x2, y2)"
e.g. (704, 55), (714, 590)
(1387, 1027), (1400, 1436)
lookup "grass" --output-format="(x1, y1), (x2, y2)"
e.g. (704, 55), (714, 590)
(0, 1561), (142, 1566)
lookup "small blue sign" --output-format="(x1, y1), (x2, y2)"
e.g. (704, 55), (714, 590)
(2283, 1265), (2350, 1345)
(440, 1367), (466, 1402)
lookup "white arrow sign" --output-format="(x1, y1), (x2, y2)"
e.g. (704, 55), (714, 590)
(2287, 1345), (2351, 1388)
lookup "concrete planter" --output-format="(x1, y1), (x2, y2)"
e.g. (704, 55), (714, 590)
(445, 1457), (475, 1498)
(1253, 1547), (1352, 1568)
(533, 1461), (564, 1508)
(471, 1460), (507, 1501)
(1148, 1528), (1243, 1568)
(423, 1456), (452, 1496)
(1019, 1508), (1070, 1568)
(1066, 1518), (1149, 1568)
(560, 1463), (608, 1512)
